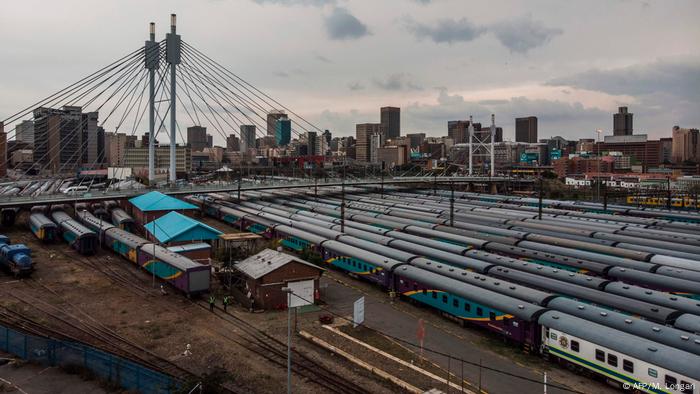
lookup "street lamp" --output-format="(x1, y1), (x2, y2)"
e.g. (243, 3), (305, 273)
(595, 129), (603, 201)
(281, 286), (293, 394)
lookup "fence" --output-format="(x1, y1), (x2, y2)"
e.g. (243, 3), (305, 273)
(0, 323), (179, 394)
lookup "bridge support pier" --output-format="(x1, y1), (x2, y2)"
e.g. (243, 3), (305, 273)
(490, 183), (497, 194)
(166, 14), (181, 185)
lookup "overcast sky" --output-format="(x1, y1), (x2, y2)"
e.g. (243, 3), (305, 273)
(1, 0), (698, 145)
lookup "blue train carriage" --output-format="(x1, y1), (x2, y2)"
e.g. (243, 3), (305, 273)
(51, 210), (99, 255)
(111, 208), (134, 231)
(76, 210), (115, 244)
(318, 240), (402, 288)
(276, 225), (326, 252)
(28, 212), (59, 242)
(539, 311), (700, 394)
(394, 265), (546, 347)
(137, 243), (210, 296)
(0, 235), (33, 277)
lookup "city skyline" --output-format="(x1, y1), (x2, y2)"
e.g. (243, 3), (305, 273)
(0, 0), (698, 145)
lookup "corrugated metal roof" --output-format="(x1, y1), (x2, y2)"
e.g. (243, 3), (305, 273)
(144, 211), (222, 243)
(167, 242), (211, 253)
(235, 248), (322, 280)
(129, 191), (197, 212)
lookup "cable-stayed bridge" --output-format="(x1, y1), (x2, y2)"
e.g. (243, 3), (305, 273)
(0, 14), (525, 207)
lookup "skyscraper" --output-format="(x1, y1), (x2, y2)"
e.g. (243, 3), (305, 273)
(226, 134), (240, 152)
(33, 106), (94, 173)
(187, 126), (208, 151)
(406, 133), (426, 149)
(515, 116), (538, 143)
(380, 107), (400, 139)
(15, 120), (34, 146)
(671, 126), (700, 164)
(275, 118), (291, 146)
(267, 110), (287, 136)
(356, 123), (384, 163)
(240, 125), (256, 152)
(613, 107), (633, 136)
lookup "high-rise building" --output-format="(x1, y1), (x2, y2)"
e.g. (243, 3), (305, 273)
(306, 131), (317, 156)
(275, 118), (291, 146)
(226, 134), (240, 152)
(671, 126), (700, 164)
(15, 120), (34, 146)
(105, 132), (129, 166)
(515, 116), (538, 143)
(187, 126), (208, 151)
(356, 123), (384, 163)
(267, 110), (287, 136)
(240, 125), (256, 152)
(33, 106), (95, 173)
(207, 134), (213, 148)
(406, 133), (426, 150)
(322, 130), (332, 152)
(96, 126), (105, 166)
(613, 107), (633, 136)
(123, 145), (191, 174)
(0, 122), (6, 177)
(380, 107), (400, 140)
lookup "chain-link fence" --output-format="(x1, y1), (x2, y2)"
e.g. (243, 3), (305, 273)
(0, 323), (178, 393)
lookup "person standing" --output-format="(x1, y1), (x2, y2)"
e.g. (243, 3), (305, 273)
(208, 295), (215, 312)
(223, 296), (229, 313)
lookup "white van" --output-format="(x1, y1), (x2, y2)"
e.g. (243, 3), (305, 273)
(63, 186), (89, 195)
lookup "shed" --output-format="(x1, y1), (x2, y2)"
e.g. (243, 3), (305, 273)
(144, 211), (222, 246)
(128, 191), (198, 228)
(234, 249), (324, 310)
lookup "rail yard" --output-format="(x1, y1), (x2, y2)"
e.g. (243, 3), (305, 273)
(0, 182), (698, 393)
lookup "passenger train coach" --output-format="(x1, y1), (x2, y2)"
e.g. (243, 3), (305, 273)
(192, 196), (700, 393)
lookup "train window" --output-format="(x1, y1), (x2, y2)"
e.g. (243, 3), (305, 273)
(476, 307), (483, 317)
(432, 292), (437, 299)
(453, 299), (459, 308)
(595, 350), (605, 362)
(442, 295), (448, 303)
(607, 354), (618, 367)
(648, 368), (658, 378)
(550, 332), (557, 340)
(622, 360), (633, 373)
(464, 303), (471, 312)
(489, 312), (496, 320)
(680, 380), (692, 394)
(571, 340), (579, 352)
(665, 375), (677, 389)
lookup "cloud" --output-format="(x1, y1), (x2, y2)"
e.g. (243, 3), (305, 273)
(490, 16), (563, 53)
(547, 58), (700, 102)
(252, 0), (334, 6)
(372, 73), (423, 91)
(314, 54), (333, 63)
(347, 81), (365, 90)
(324, 7), (370, 40)
(404, 17), (485, 44)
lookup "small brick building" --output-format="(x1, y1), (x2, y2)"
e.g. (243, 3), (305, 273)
(234, 249), (324, 310)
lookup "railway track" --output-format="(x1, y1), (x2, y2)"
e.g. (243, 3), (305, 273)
(192, 300), (372, 394)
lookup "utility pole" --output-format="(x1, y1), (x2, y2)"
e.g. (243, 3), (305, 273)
(281, 287), (293, 394)
(166, 14), (181, 186)
(667, 176), (672, 210)
(468, 116), (474, 176)
(490, 114), (495, 177)
(341, 166), (346, 232)
(538, 177), (543, 220)
(450, 181), (455, 226)
(145, 22), (158, 186)
(380, 161), (385, 199)
(603, 180), (608, 212)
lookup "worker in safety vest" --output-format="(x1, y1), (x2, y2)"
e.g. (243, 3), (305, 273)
(208, 295), (215, 312)
(223, 296), (230, 312)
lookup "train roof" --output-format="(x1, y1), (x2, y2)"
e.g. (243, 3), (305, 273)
(404, 226), (488, 248)
(480, 254), (609, 289)
(547, 297), (700, 356)
(538, 310), (700, 379)
(608, 266), (700, 295)
(292, 221), (342, 240)
(479, 243), (610, 275)
(489, 266), (680, 323)
(603, 281), (700, 316)
(276, 225), (327, 246)
(142, 243), (203, 271)
(386, 239), (493, 273)
(386, 231), (470, 255)
(336, 235), (416, 262)
(51, 211), (97, 238)
(111, 208), (134, 224)
(29, 213), (57, 228)
(77, 210), (116, 232)
(396, 265), (547, 321)
(410, 258), (557, 306)
(320, 240), (405, 271)
(674, 314), (700, 335)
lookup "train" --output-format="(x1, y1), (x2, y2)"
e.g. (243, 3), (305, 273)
(0, 235), (33, 277)
(626, 196), (699, 209)
(76, 210), (210, 296)
(191, 197), (700, 392)
(50, 208), (99, 255)
(28, 211), (59, 243)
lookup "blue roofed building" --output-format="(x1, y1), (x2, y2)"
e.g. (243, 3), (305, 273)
(144, 211), (222, 246)
(127, 191), (198, 227)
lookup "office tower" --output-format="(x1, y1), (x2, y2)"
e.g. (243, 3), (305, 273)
(515, 116), (538, 143)
(275, 118), (291, 146)
(267, 110), (287, 136)
(15, 120), (34, 146)
(380, 107), (400, 139)
(226, 134), (240, 152)
(33, 106), (93, 173)
(613, 107), (633, 136)
(187, 125), (208, 151)
(406, 133), (426, 150)
(105, 132), (129, 166)
(207, 134), (213, 148)
(240, 125), (256, 152)
(96, 126), (105, 166)
(322, 130), (332, 147)
(671, 126), (700, 164)
(307, 131), (317, 155)
(356, 123), (384, 163)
